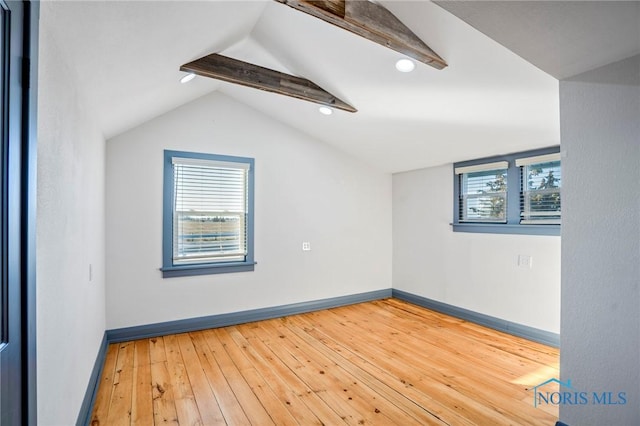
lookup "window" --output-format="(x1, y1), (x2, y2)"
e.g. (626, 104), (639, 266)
(452, 147), (560, 235)
(162, 150), (255, 277)
(456, 161), (508, 223)
(517, 153), (561, 225)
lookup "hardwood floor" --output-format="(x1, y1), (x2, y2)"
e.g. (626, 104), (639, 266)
(90, 299), (559, 425)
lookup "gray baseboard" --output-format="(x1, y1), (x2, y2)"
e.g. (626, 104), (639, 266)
(106, 289), (392, 343)
(76, 333), (108, 426)
(392, 289), (559, 347)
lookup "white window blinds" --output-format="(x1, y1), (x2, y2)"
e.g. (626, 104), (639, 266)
(172, 157), (249, 264)
(456, 162), (508, 223)
(517, 153), (561, 224)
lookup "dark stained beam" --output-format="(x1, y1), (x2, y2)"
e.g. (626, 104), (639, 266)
(180, 53), (357, 113)
(275, 0), (447, 70)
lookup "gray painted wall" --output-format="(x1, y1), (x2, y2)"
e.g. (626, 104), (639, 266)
(559, 54), (640, 425)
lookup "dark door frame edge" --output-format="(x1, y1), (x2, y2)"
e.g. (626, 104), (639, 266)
(21, 1), (38, 424)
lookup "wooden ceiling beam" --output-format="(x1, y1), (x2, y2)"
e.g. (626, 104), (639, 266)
(180, 53), (357, 112)
(275, 0), (447, 70)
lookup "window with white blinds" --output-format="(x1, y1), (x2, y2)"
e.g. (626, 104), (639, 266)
(452, 147), (561, 235)
(172, 157), (249, 264)
(162, 150), (255, 277)
(455, 161), (508, 223)
(516, 153), (561, 225)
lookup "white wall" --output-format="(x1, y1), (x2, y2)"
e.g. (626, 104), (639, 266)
(106, 92), (392, 329)
(559, 55), (640, 425)
(36, 12), (107, 426)
(393, 164), (561, 333)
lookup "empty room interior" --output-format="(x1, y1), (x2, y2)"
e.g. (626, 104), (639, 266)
(29, 1), (639, 425)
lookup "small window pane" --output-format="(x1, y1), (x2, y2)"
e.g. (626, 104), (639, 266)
(460, 169), (508, 223)
(521, 160), (561, 224)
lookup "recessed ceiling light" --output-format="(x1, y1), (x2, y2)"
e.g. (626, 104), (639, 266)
(319, 106), (333, 115)
(180, 72), (196, 83)
(395, 58), (415, 73)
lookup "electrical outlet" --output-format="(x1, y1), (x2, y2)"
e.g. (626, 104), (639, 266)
(518, 255), (532, 268)
(302, 242), (311, 251)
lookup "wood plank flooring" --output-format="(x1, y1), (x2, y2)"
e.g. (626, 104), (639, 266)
(90, 299), (559, 425)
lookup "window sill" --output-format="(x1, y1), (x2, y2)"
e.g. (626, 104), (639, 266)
(161, 261), (256, 278)
(451, 223), (560, 236)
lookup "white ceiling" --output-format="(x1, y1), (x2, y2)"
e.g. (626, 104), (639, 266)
(435, 1), (640, 80)
(43, 0), (624, 173)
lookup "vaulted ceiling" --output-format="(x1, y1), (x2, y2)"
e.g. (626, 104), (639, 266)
(40, 1), (638, 173)
(435, 1), (640, 80)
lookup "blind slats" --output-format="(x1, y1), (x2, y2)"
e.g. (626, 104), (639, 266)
(520, 159), (561, 224)
(172, 158), (249, 264)
(458, 166), (508, 223)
